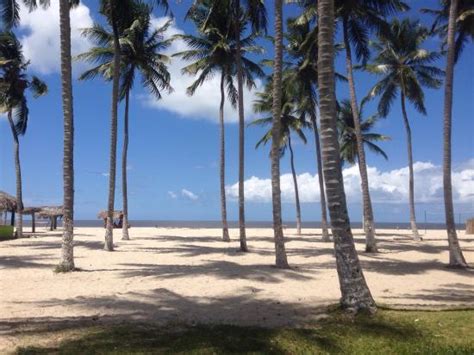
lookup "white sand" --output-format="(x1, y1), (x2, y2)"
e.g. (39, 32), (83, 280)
(0, 227), (473, 332)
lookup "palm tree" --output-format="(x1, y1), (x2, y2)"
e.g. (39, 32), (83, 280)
(423, 1), (472, 268)
(422, 0), (474, 63)
(285, 20), (331, 241)
(188, 0), (267, 251)
(59, 0), (79, 271)
(297, 0), (408, 252)
(0, 31), (47, 238)
(270, 0), (289, 268)
(174, 0), (264, 242)
(337, 99), (390, 165)
(0, 0), (80, 274)
(365, 19), (444, 241)
(317, 0), (376, 312)
(98, 0), (135, 251)
(77, 3), (172, 241)
(252, 77), (310, 235)
(442, 0), (468, 267)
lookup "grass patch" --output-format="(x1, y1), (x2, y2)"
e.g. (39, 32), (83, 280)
(16, 309), (474, 354)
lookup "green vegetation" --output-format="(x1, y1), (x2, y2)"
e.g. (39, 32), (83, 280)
(16, 309), (474, 354)
(0, 225), (14, 239)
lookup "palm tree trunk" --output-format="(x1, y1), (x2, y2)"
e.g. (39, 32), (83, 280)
(443, 0), (467, 267)
(121, 90), (130, 241)
(271, 0), (289, 268)
(234, 0), (248, 252)
(342, 19), (377, 253)
(288, 135), (302, 235)
(7, 111), (23, 238)
(104, 9), (121, 251)
(58, 0), (75, 271)
(317, 0), (375, 312)
(400, 93), (421, 241)
(219, 72), (230, 242)
(311, 113), (330, 241)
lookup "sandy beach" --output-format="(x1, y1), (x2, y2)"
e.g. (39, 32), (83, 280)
(1, 227), (472, 330)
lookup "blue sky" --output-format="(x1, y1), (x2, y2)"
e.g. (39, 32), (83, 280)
(0, 0), (473, 223)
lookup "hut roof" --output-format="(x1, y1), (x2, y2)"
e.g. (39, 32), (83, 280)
(38, 206), (64, 218)
(97, 210), (123, 219)
(0, 191), (17, 212)
(23, 207), (43, 215)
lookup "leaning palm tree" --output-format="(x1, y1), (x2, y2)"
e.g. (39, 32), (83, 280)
(0, 31), (47, 238)
(337, 99), (390, 165)
(174, 0), (264, 242)
(188, 0), (267, 251)
(365, 19), (444, 241)
(77, 2), (172, 241)
(252, 77), (310, 235)
(317, 0), (376, 312)
(270, 0), (289, 268)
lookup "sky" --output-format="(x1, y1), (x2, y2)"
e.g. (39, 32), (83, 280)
(0, 0), (473, 223)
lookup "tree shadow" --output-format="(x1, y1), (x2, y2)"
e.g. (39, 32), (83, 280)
(0, 254), (56, 269)
(116, 260), (315, 283)
(383, 282), (474, 304)
(2, 287), (332, 330)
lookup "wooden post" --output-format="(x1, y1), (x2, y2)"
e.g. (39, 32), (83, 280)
(11, 211), (15, 227)
(466, 218), (474, 235)
(32, 212), (36, 233)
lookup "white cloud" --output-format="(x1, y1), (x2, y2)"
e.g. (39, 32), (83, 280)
(168, 191), (177, 199)
(181, 188), (199, 201)
(18, 2), (93, 74)
(226, 161), (474, 204)
(142, 17), (263, 123)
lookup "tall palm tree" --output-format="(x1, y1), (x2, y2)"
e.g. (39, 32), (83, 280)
(366, 19), (444, 241)
(317, 0), (376, 312)
(337, 0), (407, 252)
(337, 99), (390, 165)
(0, 31), (47, 238)
(98, 0), (135, 251)
(252, 77), (310, 235)
(174, 0), (264, 242)
(59, 0), (79, 271)
(77, 3), (172, 241)
(0, 0), (80, 274)
(271, 0), (289, 268)
(285, 20), (331, 241)
(297, 0), (408, 252)
(423, 1), (472, 268)
(188, 0), (267, 251)
(442, 0), (468, 267)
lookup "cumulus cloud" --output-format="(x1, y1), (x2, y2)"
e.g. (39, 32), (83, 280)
(142, 17), (263, 123)
(226, 161), (474, 204)
(181, 189), (199, 201)
(18, 2), (93, 74)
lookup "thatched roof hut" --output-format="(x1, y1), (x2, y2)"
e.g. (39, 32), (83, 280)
(38, 206), (64, 219)
(97, 210), (123, 220)
(23, 207), (42, 215)
(38, 206), (63, 231)
(97, 210), (124, 228)
(0, 191), (17, 212)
